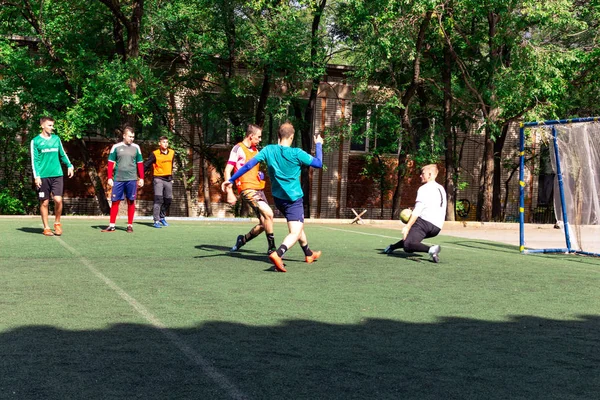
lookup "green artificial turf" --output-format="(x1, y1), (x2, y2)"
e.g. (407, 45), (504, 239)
(0, 217), (599, 399)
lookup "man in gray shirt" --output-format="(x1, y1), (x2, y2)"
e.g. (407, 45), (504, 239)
(101, 127), (144, 233)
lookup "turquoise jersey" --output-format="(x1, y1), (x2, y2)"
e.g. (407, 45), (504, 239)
(253, 145), (314, 201)
(30, 134), (73, 179)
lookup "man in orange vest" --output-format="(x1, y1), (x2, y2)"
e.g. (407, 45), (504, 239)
(144, 136), (175, 228)
(223, 124), (276, 254)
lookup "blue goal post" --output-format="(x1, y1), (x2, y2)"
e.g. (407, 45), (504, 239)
(519, 116), (600, 255)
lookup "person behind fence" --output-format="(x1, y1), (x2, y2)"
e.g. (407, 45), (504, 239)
(101, 126), (144, 233)
(384, 164), (446, 263)
(30, 116), (74, 236)
(222, 122), (323, 272)
(144, 136), (175, 228)
(222, 124), (276, 254)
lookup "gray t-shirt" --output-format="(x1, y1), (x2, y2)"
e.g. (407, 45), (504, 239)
(108, 142), (143, 181)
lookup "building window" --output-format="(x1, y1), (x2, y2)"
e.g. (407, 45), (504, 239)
(201, 113), (229, 145)
(350, 104), (399, 154)
(350, 103), (369, 152)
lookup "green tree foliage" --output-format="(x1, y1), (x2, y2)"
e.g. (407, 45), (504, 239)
(1, 0), (600, 219)
(332, 0), (600, 221)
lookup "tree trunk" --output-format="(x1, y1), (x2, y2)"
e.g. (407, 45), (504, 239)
(74, 138), (110, 214)
(296, 0), (327, 218)
(202, 157), (213, 217)
(98, 0), (143, 126)
(167, 91), (193, 216)
(390, 153), (408, 220)
(255, 69), (271, 128)
(175, 153), (194, 217)
(492, 124), (509, 220)
(477, 125), (495, 221)
(442, 42), (456, 221)
(478, 11), (501, 222)
(390, 11), (433, 220)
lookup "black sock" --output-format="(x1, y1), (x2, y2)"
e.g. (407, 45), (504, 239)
(301, 244), (313, 256)
(391, 240), (404, 250)
(276, 245), (288, 258)
(266, 233), (275, 249)
(244, 232), (255, 243)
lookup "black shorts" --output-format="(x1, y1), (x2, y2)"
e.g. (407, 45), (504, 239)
(407, 217), (441, 242)
(38, 177), (64, 201)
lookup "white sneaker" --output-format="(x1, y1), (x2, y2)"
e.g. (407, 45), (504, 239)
(428, 245), (441, 263)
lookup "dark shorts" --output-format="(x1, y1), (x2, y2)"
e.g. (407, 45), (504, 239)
(407, 217), (441, 242)
(240, 189), (268, 218)
(38, 177), (64, 201)
(274, 197), (304, 223)
(111, 180), (138, 201)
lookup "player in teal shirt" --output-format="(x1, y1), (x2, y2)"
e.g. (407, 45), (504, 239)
(30, 116), (74, 236)
(223, 122), (323, 272)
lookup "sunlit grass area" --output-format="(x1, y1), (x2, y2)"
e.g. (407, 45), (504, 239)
(1, 217), (599, 399)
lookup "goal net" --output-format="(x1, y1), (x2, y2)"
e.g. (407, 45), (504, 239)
(519, 117), (600, 256)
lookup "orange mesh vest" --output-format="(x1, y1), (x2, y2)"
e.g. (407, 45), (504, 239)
(236, 144), (265, 192)
(152, 149), (174, 176)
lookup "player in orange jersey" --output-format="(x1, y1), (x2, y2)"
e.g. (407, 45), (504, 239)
(223, 124), (276, 254)
(144, 136), (175, 228)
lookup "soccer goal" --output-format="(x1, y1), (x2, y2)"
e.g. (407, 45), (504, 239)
(519, 117), (600, 256)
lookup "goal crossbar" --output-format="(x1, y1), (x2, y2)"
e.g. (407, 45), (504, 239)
(519, 116), (600, 255)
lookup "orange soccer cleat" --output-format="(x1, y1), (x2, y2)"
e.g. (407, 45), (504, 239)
(53, 223), (62, 236)
(305, 250), (321, 264)
(268, 252), (287, 272)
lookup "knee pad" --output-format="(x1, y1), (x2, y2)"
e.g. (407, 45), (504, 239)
(163, 197), (172, 207)
(154, 195), (164, 205)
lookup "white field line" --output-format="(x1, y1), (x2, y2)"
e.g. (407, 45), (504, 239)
(320, 226), (600, 274)
(321, 226), (471, 252)
(56, 237), (248, 400)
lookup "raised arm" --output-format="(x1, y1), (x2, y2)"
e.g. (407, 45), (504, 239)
(310, 135), (323, 168)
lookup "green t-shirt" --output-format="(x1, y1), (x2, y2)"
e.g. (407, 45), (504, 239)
(253, 145), (314, 201)
(108, 142), (144, 182)
(30, 134), (73, 179)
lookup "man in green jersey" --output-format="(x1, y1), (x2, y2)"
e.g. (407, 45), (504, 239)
(30, 116), (74, 236)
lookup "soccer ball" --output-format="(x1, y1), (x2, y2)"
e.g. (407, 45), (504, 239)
(400, 208), (412, 224)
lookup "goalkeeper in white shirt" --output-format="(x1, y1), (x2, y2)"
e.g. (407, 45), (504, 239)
(384, 164), (447, 263)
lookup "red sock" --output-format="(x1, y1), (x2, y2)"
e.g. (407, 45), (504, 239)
(127, 200), (136, 225)
(110, 201), (120, 224)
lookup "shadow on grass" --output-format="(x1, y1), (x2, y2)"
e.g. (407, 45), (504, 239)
(1, 316), (598, 399)
(195, 244), (240, 253)
(89, 225), (129, 232)
(194, 245), (279, 271)
(450, 240), (518, 252)
(135, 222), (161, 228)
(380, 250), (427, 263)
(16, 227), (44, 235)
(193, 245), (309, 271)
(527, 253), (600, 266)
